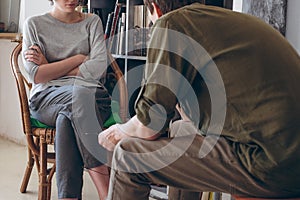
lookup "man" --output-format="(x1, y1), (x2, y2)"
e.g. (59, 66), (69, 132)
(98, 0), (300, 199)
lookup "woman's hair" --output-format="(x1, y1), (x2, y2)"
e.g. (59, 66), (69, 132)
(144, 0), (204, 14)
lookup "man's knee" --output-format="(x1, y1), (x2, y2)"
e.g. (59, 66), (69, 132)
(111, 138), (146, 173)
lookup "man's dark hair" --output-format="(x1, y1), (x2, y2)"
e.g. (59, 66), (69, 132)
(144, 0), (204, 15)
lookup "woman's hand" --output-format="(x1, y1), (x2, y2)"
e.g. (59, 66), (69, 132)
(24, 44), (48, 65)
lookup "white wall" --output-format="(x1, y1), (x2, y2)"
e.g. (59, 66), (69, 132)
(1, 0), (50, 32)
(0, 40), (25, 144)
(232, 0), (243, 12)
(0, 0), (20, 32)
(18, 0), (51, 33)
(0, 0), (51, 144)
(0, 0), (10, 28)
(235, 0), (299, 54)
(286, 0), (300, 54)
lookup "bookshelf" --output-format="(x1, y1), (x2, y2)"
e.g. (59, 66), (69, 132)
(87, 0), (149, 117)
(205, 0), (233, 9)
(99, 0), (150, 117)
(88, 0), (115, 28)
(88, 0), (233, 89)
(107, 0), (149, 68)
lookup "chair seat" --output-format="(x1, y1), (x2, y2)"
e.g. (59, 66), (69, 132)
(32, 128), (56, 144)
(30, 117), (53, 128)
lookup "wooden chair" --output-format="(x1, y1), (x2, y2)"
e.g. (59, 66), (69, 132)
(10, 41), (128, 200)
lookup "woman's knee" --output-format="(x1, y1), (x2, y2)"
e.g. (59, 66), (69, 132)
(55, 114), (74, 142)
(71, 86), (98, 113)
(72, 85), (95, 99)
(55, 114), (83, 166)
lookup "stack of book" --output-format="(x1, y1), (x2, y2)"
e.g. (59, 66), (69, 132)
(104, 4), (150, 57)
(105, 11), (126, 55)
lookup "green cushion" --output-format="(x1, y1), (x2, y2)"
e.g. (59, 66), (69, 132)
(110, 100), (120, 113)
(30, 117), (53, 128)
(103, 112), (122, 128)
(103, 100), (123, 128)
(30, 100), (122, 129)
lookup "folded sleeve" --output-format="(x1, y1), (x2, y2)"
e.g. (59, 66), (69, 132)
(22, 17), (43, 83)
(79, 15), (107, 82)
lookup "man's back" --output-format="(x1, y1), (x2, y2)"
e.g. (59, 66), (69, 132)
(147, 3), (300, 189)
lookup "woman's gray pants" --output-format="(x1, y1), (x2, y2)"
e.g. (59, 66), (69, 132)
(29, 85), (111, 199)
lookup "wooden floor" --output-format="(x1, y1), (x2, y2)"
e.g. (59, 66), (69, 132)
(0, 137), (235, 200)
(0, 137), (101, 199)
(0, 137), (157, 200)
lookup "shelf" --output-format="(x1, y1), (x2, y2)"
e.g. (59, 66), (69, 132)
(112, 54), (146, 61)
(92, 0), (149, 83)
(0, 33), (21, 40)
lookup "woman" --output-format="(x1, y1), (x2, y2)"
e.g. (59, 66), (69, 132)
(22, 0), (111, 199)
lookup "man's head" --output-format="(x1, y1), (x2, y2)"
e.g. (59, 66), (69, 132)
(144, 0), (204, 23)
(144, 0), (204, 15)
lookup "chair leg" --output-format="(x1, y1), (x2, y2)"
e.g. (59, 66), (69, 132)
(47, 180), (52, 200)
(38, 136), (48, 200)
(20, 147), (35, 193)
(47, 165), (56, 200)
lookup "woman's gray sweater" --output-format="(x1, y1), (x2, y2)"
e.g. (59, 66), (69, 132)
(22, 13), (107, 98)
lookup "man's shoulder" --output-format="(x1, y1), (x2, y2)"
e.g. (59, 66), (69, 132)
(155, 3), (207, 28)
(154, 9), (183, 29)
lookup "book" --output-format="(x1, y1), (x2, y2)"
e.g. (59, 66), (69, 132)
(104, 12), (113, 40)
(118, 12), (126, 55)
(110, 16), (120, 54)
